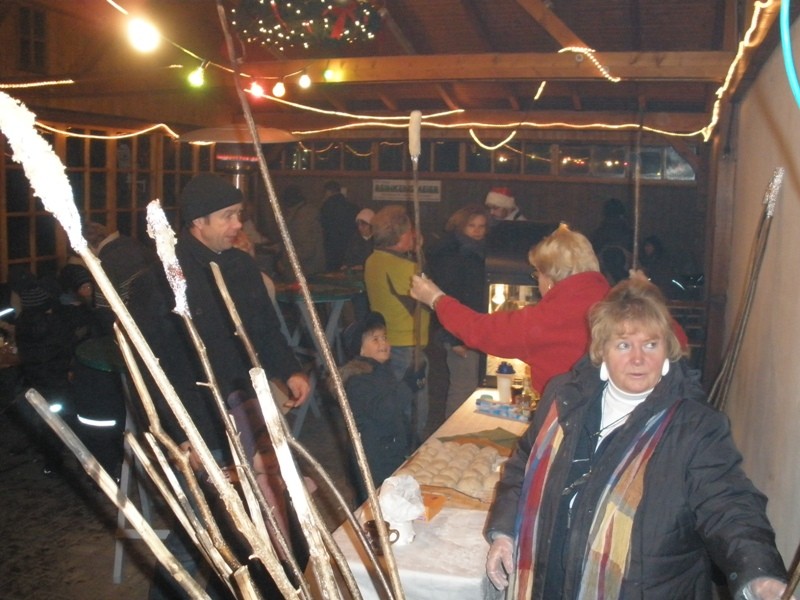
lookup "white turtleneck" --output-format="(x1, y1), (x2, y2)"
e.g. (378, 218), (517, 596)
(596, 378), (654, 448)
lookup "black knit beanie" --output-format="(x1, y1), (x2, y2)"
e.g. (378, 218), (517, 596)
(179, 173), (243, 223)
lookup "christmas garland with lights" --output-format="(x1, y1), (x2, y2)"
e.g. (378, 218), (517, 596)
(230, 0), (383, 51)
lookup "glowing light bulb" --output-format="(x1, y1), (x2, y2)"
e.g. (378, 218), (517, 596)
(248, 81), (264, 97)
(323, 68), (338, 82)
(298, 72), (311, 89)
(188, 66), (205, 87)
(128, 17), (161, 53)
(272, 80), (286, 97)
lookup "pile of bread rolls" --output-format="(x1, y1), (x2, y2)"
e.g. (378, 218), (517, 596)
(395, 439), (504, 502)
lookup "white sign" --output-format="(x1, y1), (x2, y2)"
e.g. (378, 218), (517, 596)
(372, 179), (441, 202)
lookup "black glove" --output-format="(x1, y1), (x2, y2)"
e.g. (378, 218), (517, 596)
(403, 364), (427, 392)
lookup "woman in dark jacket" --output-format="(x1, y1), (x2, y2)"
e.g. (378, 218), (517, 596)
(428, 204), (488, 417)
(485, 277), (790, 600)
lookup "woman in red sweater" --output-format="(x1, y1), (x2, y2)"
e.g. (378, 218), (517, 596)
(411, 223), (610, 396)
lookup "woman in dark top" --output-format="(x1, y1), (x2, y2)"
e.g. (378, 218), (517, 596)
(428, 204), (488, 417)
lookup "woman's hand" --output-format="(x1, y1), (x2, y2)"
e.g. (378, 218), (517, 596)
(486, 534), (514, 590)
(410, 274), (445, 309)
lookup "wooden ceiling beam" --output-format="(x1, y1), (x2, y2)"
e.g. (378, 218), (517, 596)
(514, 0), (588, 48)
(249, 51), (734, 83)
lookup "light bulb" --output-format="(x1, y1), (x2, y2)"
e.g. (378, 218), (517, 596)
(272, 80), (286, 97)
(248, 81), (264, 97)
(188, 66), (205, 87)
(298, 72), (311, 89)
(128, 17), (161, 53)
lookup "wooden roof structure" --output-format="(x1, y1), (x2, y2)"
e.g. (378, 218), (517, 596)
(2, 0), (793, 143)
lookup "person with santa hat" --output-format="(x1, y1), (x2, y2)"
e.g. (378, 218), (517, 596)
(484, 187), (526, 222)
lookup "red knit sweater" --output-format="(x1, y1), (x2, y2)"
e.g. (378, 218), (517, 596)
(436, 271), (611, 394)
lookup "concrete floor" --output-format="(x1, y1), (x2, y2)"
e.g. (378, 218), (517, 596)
(0, 342), (448, 600)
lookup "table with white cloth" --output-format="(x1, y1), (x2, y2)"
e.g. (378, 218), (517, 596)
(332, 388), (530, 600)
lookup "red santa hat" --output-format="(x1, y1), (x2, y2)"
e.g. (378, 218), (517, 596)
(485, 187), (516, 209)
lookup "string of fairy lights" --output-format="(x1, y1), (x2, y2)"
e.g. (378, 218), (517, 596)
(0, 0), (782, 147)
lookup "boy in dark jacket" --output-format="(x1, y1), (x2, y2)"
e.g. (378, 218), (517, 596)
(339, 311), (412, 504)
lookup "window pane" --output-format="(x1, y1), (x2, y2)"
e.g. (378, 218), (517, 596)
(138, 136), (151, 169)
(118, 141), (133, 170)
(524, 143), (553, 175)
(117, 211), (132, 236)
(117, 173), (132, 208)
(343, 141), (371, 171)
(35, 215), (56, 256)
(198, 145), (212, 171)
(288, 145), (311, 170)
(433, 141), (459, 172)
(494, 142), (521, 175)
(90, 135), (106, 168)
(66, 135), (84, 168)
(592, 147), (627, 178)
(162, 173), (177, 207)
(638, 147), (663, 179)
(136, 176), (150, 207)
(162, 138), (177, 170)
(466, 143), (491, 173)
(90, 172), (106, 209)
(180, 143), (193, 170)
(6, 169), (31, 212)
(559, 146), (591, 176)
(314, 142), (341, 170)
(8, 217), (30, 259)
(665, 147), (695, 181)
(378, 142), (404, 171)
(68, 172), (85, 210)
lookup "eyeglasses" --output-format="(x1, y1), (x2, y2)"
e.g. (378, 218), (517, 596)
(530, 268), (540, 280)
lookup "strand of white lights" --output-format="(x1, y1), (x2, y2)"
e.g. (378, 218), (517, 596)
(344, 144), (372, 157)
(36, 121), (180, 140)
(469, 129), (518, 150)
(558, 47), (622, 83)
(701, 0), (776, 141)
(105, 0), (251, 82)
(251, 88), (464, 121)
(533, 81), (547, 101)
(0, 79), (75, 90)
(293, 119), (703, 139)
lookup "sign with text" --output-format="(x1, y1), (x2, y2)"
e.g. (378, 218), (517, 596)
(372, 179), (441, 202)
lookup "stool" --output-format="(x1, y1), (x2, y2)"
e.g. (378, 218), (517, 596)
(112, 379), (169, 584)
(76, 337), (169, 584)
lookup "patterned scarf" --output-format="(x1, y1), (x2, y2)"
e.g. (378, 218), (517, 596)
(510, 400), (563, 598)
(577, 401), (681, 599)
(510, 399), (682, 600)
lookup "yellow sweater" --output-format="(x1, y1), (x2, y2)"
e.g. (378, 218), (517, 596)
(364, 250), (430, 347)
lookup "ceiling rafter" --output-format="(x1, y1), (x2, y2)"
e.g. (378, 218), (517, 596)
(249, 52), (733, 84)
(460, 0), (522, 109)
(514, 0), (589, 48)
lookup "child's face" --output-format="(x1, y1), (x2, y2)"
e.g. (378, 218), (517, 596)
(360, 328), (390, 363)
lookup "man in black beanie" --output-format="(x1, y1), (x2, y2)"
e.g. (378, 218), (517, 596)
(138, 172), (310, 599)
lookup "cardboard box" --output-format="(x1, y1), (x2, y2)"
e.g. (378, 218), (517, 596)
(418, 491), (446, 521)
